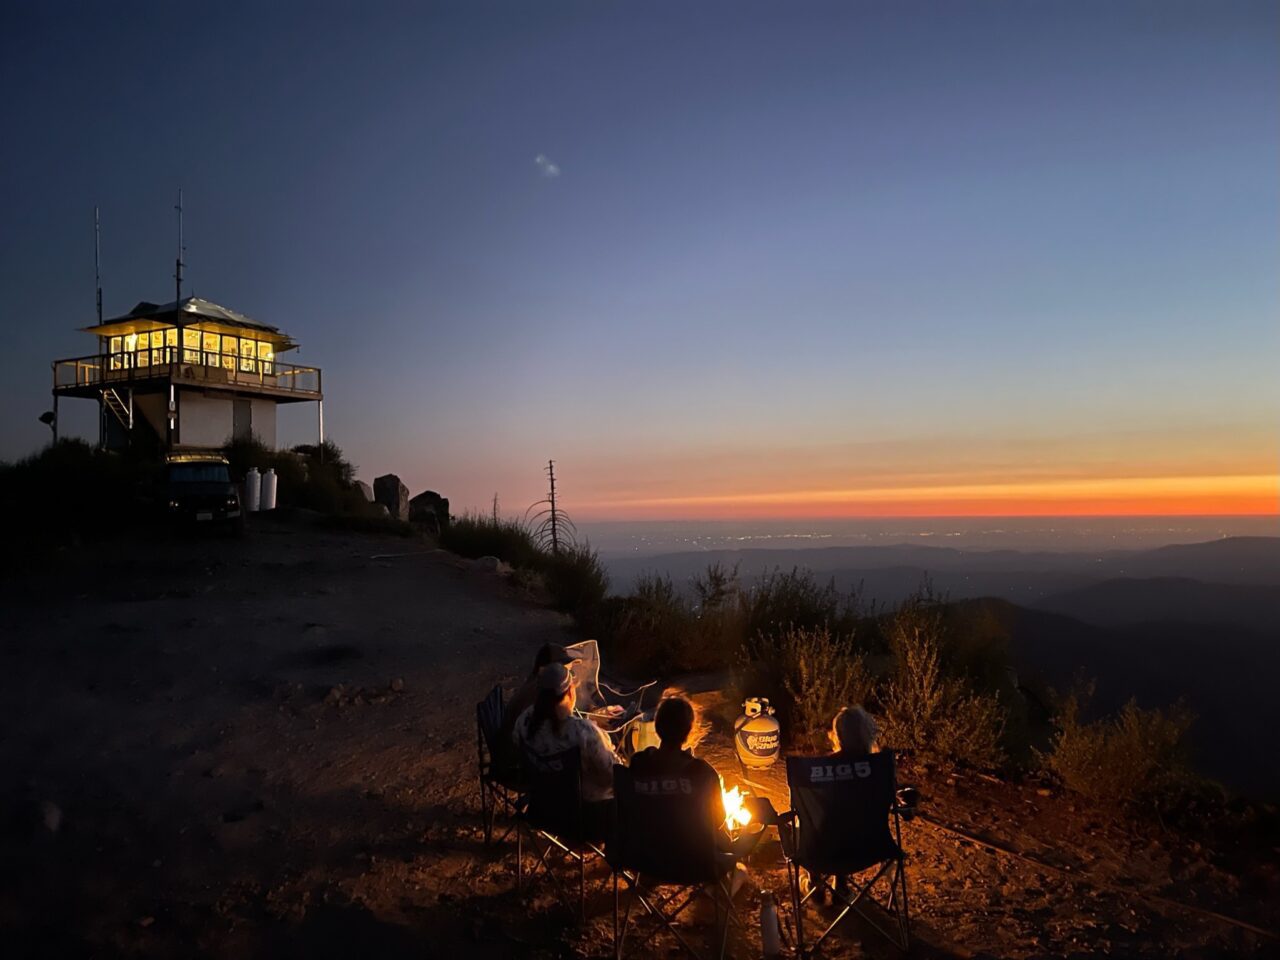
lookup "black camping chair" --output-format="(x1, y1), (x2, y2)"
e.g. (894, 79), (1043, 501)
(780, 752), (913, 955)
(476, 685), (526, 846)
(608, 764), (742, 960)
(517, 746), (609, 919)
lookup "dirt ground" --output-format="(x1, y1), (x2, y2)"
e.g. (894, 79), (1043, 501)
(2, 517), (1277, 959)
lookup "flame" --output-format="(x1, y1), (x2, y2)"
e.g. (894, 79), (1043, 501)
(722, 785), (751, 829)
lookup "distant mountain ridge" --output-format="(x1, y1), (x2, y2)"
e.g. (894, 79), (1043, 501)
(604, 536), (1280, 614)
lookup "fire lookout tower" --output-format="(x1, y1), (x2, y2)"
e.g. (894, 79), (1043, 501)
(51, 297), (323, 452)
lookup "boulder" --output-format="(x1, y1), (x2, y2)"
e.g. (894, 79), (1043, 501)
(353, 480), (374, 502)
(409, 489), (450, 534)
(373, 474), (409, 521)
(473, 556), (513, 576)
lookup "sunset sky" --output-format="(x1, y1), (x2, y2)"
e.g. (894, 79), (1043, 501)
(1, 1), (1276, 520)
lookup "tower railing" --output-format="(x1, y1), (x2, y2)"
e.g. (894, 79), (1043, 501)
(53, 350), (322, 397)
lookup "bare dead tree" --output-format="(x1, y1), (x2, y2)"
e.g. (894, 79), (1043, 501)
(526, 459), (577, 555)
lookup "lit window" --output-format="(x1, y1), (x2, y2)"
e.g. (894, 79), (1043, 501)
(182, 328), (201, 364)
(202, 331), (219, 366)
(240, 338), (257, 372)
(259, 341), (274, 374)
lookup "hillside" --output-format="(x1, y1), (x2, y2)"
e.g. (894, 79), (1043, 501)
(1034, 576), (1280, 634)
(955, 597), (1280, 794)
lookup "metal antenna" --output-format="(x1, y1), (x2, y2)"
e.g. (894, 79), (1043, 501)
(94, 206), (103, 324)
(174, 188), (185, 304)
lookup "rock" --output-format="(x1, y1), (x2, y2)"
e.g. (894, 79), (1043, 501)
(390, 677), (405, 693)
(373, 474), (410, 521)
(353, 480), (374, 502)
(408, 490), (450, 534)
(374, 503), (391, 518)
(472, 556), (512, 576)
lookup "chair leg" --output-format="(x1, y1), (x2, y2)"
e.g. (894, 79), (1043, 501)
(516, 820), (524, 891)
(480, 779), (494, 847)
(789, 860), (805, 957)
(614, 871), (621, 960)
(896, 860), (911, 950)
(580, 850), (587, 922)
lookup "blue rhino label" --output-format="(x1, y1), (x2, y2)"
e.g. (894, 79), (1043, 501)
(742, 729), (779, 756)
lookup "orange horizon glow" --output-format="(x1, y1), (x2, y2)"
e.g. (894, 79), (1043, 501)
(573, 473), (1280, 521)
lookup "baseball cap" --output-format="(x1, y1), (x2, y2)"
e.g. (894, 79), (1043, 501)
(534, 642), (579, 669)
(537, 662), (573, 696)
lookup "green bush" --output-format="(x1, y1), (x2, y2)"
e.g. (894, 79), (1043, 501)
(742, 567), (862, 641)
(1039, 687), (1196, 809)
(610, 573), (699, 675)
(0, 440), (155, 566)
(439, 513), (543, 569)
(224, 434), (372, 517)
(877, 600), (1006, 770)
(543, 542), (610, 615)
(773, 625), (873, 751)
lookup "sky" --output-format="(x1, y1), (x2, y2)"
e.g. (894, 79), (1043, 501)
(1, 1), (1277, 521)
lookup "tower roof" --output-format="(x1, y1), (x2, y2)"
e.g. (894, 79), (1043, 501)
(83, 297), (296, 348)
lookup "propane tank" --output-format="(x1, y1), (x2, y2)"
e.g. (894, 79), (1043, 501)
(244, 467), (261, 512)
(627, 712), (660, 755)
(260, 467), (277, 511)
(760, 890), (782, 958)
(734, 697), (780, 769)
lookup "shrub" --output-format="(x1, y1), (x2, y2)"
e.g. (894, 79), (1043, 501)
(0, 439), (155, 565)
(1040, 687), (1196, 809)
(439, 513), (543, 569)
(543, 542), (610, 615)
(607, 573), (698, 675)
(742, 567), (861, 641)
(224, 434), (371, 516)
(774, 625), (873, 751)
(877, 600), (1006, 770)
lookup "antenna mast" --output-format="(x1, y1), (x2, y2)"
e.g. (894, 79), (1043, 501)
(94, 206), (103, 324)
(174, 188), (185, 304)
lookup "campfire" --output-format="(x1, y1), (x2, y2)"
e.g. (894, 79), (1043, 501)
(721, 784), (752, 830)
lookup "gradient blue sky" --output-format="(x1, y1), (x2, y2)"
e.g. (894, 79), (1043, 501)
(2, 1), (1277, 518)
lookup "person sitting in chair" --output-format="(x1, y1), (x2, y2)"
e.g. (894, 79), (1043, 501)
(513, 661), (620, 835)
(631, 696), (759, 871)
(829, 704), (878, 757)
(501, 642), (579, 743)
(629, 696), (720, 811)
(807, 704), (880, 902)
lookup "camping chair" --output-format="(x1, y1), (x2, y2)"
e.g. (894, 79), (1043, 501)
(516, 746), (608, 920)
(566, 639), (659, 735)
(780, 752), (913, 955)
(476, 685), (524, 846)
(609, 765), (742, 960)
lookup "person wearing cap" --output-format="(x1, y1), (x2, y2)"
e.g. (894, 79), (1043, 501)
(500, 642), (578, 744)
(512, 661), (620, 834)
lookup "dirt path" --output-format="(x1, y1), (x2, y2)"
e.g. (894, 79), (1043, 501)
(2, 519), (1275, 959)
(1, 518), (573, 958)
